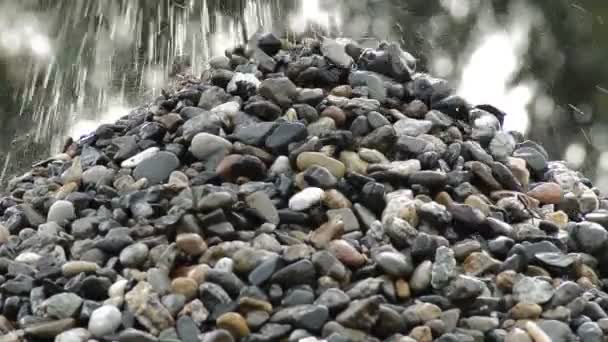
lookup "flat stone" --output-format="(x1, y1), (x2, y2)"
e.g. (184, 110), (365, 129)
(246, 191), (279, 225)
(133, 151), (180, 185)
(121, 147), (160, 168)
(40, 292), (83, 319)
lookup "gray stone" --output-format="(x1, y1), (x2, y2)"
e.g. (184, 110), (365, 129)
(513, 276), (555, 304)
(574, 221), (608, 254)
(432, 246), (456, 289)
(190, 133), (232, 169)
(40, 293), (83, 319)
(321, 37), (353, 68)
(120, 243), (149, 268)
(271, 305), (330, 332)
(374, 251), (413, 277)
(246, 191), (279, 225)
(394, 117), (433, 137)
(133, 151), (180, 185)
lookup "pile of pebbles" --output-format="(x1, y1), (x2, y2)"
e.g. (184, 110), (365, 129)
(1, 33), (608, 342)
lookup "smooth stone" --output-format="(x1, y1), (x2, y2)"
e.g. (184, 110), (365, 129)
(55, 328), (91, 342)
(82, 166), (114, 186)
(121, 147), (160, 168)
(24, 318), (76, 338)
(289, 187), (325, 211)
(190, 133), (232, 165)
(176, 233), (207, 256)
(328, 240), (366, 268)
(536, 320), (574, 342)
(259, 77), (298, 108)
(62, 261), (99, 277)
(176, 316), (199, 342)
(246, 191), (279, 225)
(577, 322), (602, 342)
(47, 200), (76, 225)
(271, 305), (330, 332)
(216, 312), (250, 339)
(40, 292), (83, 319)
(307, 117), (336, 137)
(513, 276), (555, 304)
(265, 122), (307, 153)
(120, 243), (149, 268)
(321, 106), (346, 127)
(374, 251), (413, 278)
(270, 259), (316, 287)
(527, 182), (562, 204)
(133, 151), (180, 184)
(171, 277), (198, 301)
(513, 147), (547, 173)
(574, 221), (608, 254)
(88, 305), (122, 337)
(410, 260), (432, 293)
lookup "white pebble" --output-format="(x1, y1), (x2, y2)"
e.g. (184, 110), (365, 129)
(108, 279), (128, 298)
(88, 305), (122, 337)
(214, 257), (234, 273)
(289, 187), (325, 211)
(121, 147), (160, 168)
(15, 252), (42, 265)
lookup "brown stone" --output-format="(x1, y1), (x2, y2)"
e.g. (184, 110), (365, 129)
(464, 252), (500, 276)
(170, 277), (198, 300)
(323, 189), (352, 209)
(409, 325), (433, 342)
(527, 182), (562, 204)
(508, 157), (530, 190)
(510, 303), (542, 319)
(321, 106), (346, 127)
(187, 264), (210, 284)
(328, 239), (366, 268)
(435, 192), (453, 208)
(176, 233), (207, 256)
(331, 85), (353, 98)
(155, 113), (183, 131)
(496, 270), (519, 291)
(238, 297), (273, 314)
(396, 279), (411, 300)
(217, 312), (250, 339)
(310, 217), (345, 249)
(216, 154), (266, 182)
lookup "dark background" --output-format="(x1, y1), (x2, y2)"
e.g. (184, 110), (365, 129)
(0, 0), (606, 189)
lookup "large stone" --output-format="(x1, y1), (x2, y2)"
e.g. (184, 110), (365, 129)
(133, 151), (180, 185)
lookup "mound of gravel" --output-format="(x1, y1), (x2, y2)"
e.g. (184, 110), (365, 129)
(0, 33), (607, 342)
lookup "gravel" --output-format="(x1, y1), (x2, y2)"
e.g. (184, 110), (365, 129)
(0, 33), (606, 342)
